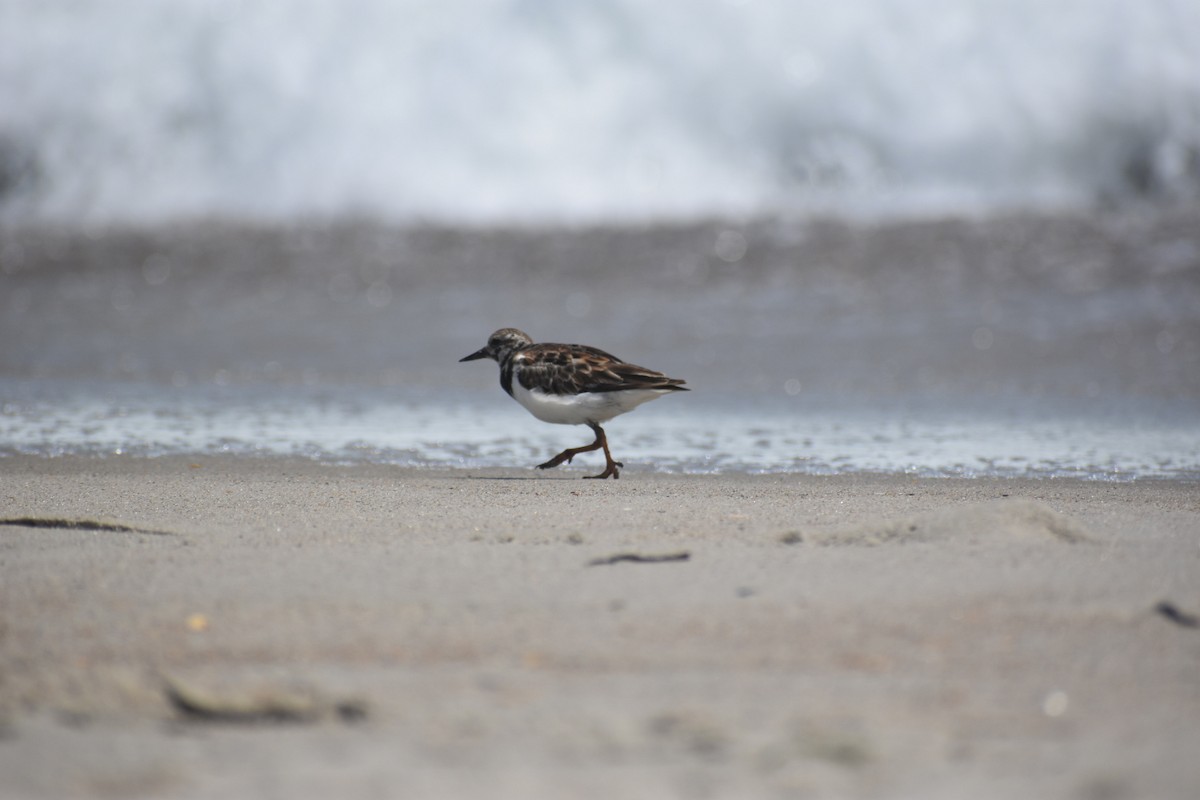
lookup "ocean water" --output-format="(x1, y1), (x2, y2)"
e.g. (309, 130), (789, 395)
(2, 218), (1197, 480)
(2, 0), (1200, 224)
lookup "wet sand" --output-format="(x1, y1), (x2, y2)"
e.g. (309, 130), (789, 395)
(4, 210), (1199, 402)
(1, 455), (1198, 799)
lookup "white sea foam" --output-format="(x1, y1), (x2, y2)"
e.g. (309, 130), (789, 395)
(2, 0), (1199, 224)
(2, 381), (1198, 480)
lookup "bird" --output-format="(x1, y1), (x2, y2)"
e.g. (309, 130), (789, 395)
(459, 328), (688, 479)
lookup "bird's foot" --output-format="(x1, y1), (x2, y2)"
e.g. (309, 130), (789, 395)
(584, 460), (623, 480)
(536, 451), (574, 470)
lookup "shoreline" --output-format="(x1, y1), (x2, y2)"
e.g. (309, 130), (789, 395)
(2, 455), (1197, 798)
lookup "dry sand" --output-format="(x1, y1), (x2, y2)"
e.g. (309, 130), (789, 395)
(1, 456), (1198, 799)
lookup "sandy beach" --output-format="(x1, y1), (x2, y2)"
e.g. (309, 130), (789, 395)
(1, 455), (1197, 798)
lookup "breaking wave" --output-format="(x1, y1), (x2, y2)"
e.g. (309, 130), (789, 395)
(2, 0), (1199, 224)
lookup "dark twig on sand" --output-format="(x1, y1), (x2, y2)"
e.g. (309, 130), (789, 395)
(1155, 601), (1199, 629)
(0, 516), (176, 536)
(164, 676), (367, 724)
(587, 551), (691, 566)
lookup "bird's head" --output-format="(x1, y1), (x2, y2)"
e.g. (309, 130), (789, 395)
(459, 328), (534, 363)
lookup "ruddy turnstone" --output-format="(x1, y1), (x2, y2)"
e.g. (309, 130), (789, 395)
(460, 328), (688, 479)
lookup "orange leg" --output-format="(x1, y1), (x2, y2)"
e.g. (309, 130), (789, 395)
(536, 423), (623, 479)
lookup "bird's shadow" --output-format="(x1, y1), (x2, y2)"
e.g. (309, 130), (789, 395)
(464, 474), (581, 481)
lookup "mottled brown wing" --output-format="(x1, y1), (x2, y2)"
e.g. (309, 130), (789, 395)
(582, 357), (689, 393)
(516, 344), (687, 395)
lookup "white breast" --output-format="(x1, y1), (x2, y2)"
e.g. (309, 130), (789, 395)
(511, 381), (670, 425)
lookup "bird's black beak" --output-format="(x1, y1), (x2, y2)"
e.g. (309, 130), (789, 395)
(459, 347), (490, 362)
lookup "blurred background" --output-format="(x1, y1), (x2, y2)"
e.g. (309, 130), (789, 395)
(2, 0), (1199, 223)
(1, 0), (1198, 476)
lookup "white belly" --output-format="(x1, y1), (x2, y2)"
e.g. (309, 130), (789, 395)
(511, 382), (669, 425)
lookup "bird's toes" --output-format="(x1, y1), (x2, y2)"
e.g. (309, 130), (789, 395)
(584, 467), (619, 480)
(537, 453), (573, 469)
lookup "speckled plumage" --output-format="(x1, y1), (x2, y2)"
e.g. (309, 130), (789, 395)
(460, 328), (688, 479)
